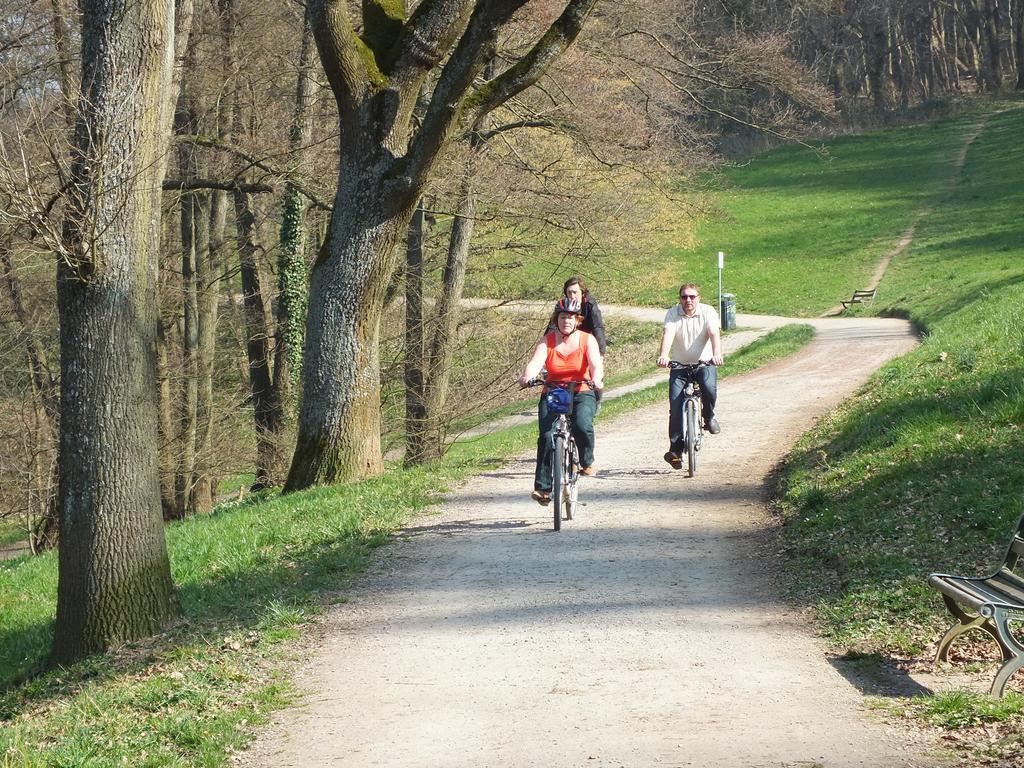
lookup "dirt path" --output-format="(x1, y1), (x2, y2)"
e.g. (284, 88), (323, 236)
(238, 315), (948, 768)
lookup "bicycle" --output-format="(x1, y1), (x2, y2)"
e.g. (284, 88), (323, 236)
(667, 361), (708, 477)
(525, 378), (591, 531)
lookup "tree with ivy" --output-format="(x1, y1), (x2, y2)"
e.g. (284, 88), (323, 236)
(285, 0), (601, 489)
(275, 18), (317, 415)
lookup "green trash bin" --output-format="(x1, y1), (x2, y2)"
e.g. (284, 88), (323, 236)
(719, 293), (736, 330)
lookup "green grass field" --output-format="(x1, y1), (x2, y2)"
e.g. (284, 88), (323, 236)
(770, 103), (1024, 754)
(776, 103), (1024, 655)
(467, 106), (988, 315)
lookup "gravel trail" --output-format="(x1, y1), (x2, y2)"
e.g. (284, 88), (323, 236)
(238, 315), (948, 768)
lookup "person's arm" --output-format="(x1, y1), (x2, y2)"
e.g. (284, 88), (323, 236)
(519, 339), (549, 387)
(708, 326), (724, 366)
(657, 325), (674, 367)
(706, 306), (724, 366)
(587, 301), (607, 355)
(657, 306), (676, 367)
(587, 334), (604, 389)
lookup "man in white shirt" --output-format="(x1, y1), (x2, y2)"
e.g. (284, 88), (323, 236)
(656, 283), (724, 467)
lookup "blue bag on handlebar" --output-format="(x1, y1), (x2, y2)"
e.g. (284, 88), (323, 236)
(545, 386), (572, 415)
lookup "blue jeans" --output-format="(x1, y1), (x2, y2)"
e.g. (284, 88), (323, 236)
(668, 365), (717, 454)
(535, 391), (597, 492)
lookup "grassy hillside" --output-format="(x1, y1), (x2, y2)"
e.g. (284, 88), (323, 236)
(770, 102), (1024, 753)
(775, 102), (1024, 651)
(468, 107), (987, 315)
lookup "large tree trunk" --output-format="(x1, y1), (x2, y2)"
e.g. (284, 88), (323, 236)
(287, 0), (599, 490)
(52, 0), (179, 666)
(285, 173), (411, 488)
(1015, 0), (1024, 89)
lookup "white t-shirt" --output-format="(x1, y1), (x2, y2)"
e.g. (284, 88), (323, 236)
(663, 302), (720, 363)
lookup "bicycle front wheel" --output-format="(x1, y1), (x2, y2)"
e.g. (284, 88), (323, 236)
(685, 398), (699, 477)
(552, 434), (565, 531)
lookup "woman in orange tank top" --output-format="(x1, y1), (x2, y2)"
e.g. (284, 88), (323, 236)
(518, 298), (605, 505)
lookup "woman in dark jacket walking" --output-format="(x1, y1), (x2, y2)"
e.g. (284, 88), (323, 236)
(547, 276), (606, 355)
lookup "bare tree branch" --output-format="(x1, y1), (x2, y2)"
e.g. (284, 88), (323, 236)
(463, 0), (601, 122)
(163, 178), (275, 193)
(179, 134), (333, 210)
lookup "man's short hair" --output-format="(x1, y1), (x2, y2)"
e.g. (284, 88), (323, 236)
(678, 283), (700, 297)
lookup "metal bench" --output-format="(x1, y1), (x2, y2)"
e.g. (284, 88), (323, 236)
(840, 288), (876, 310)
(929, 513), (1024, 697)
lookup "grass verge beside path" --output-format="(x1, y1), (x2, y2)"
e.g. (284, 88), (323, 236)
(0, 524), (25, 550)
(0, 325), (813, 767)
(773, 102), (1024, 753)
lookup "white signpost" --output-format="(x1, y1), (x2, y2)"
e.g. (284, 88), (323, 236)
(718, 250), (724, 321)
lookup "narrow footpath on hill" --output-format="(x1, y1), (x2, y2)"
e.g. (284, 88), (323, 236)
(237, 314), (948, 768)
(822, 110), (995, 317)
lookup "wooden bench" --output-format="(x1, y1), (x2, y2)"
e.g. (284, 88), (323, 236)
(840, 288), (876, 310)
(929, 513), (1024, 697)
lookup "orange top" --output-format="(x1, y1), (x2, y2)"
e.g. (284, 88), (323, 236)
(544, 331), (592, 392)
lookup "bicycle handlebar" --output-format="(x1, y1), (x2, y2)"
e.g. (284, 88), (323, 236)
(522, 378), (595, 389)
(666, 361), (710, 371)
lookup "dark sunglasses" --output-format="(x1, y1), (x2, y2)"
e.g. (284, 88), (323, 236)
(681, 294), (699, 300)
